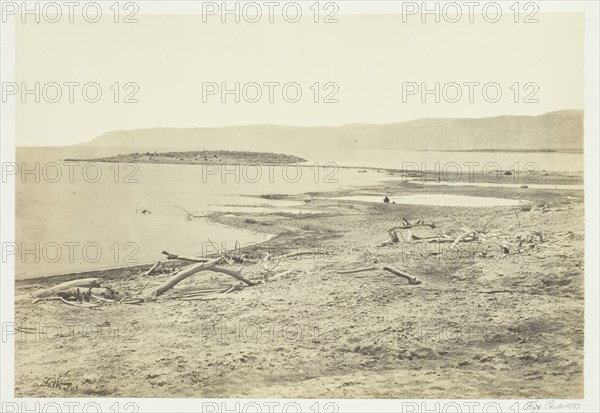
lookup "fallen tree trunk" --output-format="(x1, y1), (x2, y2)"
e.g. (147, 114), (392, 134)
(382, 266), (422, 285)
(147, 257), (259, 298)
(32, 278), (102, 299)
(207, 265), (259, 286)
(148, 258), (221, 298)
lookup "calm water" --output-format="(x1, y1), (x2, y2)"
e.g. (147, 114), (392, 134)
(14, 146), (582, 278)
(14, 147), (394, 278)
(293, 148), (583, 172)
(329, 194), (529, 207)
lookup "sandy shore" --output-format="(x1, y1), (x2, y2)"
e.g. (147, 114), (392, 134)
(14, 177), (584, 398)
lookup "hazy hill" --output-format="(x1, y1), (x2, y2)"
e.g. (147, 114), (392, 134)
(82, 110), (583, 152)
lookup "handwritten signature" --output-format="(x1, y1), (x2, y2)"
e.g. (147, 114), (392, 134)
(524, 400), (582, 412)
(41, 376), (79, 392)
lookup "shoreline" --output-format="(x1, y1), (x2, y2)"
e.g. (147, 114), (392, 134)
(14, 173), (585, 398)
(15, 231), (278, 286)
(15, 175), (583, 285)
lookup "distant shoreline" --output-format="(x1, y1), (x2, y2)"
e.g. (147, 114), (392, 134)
(417, 149), (583, 153)
(19, 146), (584, 155)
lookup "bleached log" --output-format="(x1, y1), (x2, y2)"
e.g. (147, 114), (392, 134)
(147, 258), (220, 297)
(32, 278), (102, 299)
(208, 265), (259, 285)
(147, 256), (259, 298)
(451, 230), (477, 248)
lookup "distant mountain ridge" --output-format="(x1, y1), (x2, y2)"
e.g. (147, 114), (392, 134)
(82, 110), (583, 152)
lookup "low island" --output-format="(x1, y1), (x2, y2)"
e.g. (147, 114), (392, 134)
(67, 150), (307, 165)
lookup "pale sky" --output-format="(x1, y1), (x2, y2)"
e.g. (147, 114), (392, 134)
(15, 13), (584, 146)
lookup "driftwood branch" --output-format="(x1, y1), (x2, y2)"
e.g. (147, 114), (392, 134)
(208, 265), (259, 286)
(144, 261), (160, 276)
(147, 255), (260, 298)
(161, 251), (209, 263)
(382, 266), (422, 285)
(272, 250), (322, 260)
(175, 205), (207, 220)
(148, 258), (221, 298)
(337, 266), (377, 275)
(390, 218), (437, 230)
(451, 229), (478, 248)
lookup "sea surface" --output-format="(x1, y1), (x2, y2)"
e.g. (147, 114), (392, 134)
(13, 146), (583, 278)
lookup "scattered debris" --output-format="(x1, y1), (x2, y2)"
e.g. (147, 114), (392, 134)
(24, 209), (576, 308)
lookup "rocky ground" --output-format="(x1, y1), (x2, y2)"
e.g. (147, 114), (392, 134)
(14, 179), (584, 398)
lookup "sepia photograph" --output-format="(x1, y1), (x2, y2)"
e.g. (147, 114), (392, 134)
(1, 1), (598, 412)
